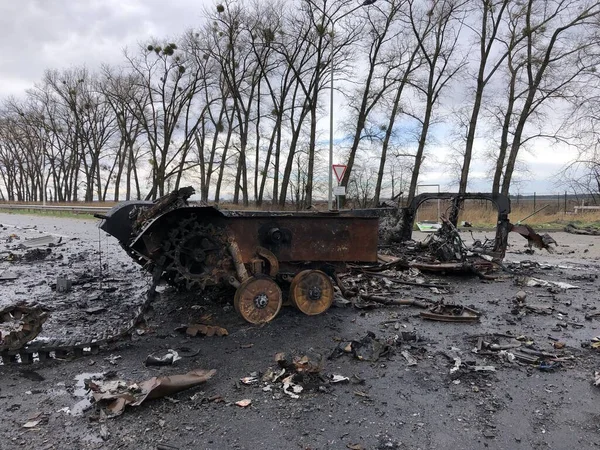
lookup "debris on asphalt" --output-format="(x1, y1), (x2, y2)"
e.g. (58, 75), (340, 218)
(564, 223), (600, 235)
(520, 277), (579, 290)
(0, 270), (18, 281)
(537, 361), (561, 372)
(145, 349), (181, 367)
(594, 371), (600, 386)
(90, 368), (216, 417)
(177, 323), (228, 337)
(282, 375), (303, 398)
(449, 357), (462, 374)
(401, 350), (418, 366)
(330, 374), (350, 383)
(420, 303), (480, 322)
(330, 331), (394, 362)
(22, 412), (47, 428)
(56, 277), (72, 293)
(0, 303), (48, 352)
(240, 376), (259, 385)
(235, 399), (252, 407)
(19, 234), (63, 249)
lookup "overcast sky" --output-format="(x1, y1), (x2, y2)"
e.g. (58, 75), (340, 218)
(0, 0), (572, 195)
(0, 0), (207, 98)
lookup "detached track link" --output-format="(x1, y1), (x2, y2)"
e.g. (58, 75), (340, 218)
(0, 287), (157, 365)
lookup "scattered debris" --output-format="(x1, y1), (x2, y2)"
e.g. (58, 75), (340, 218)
(401, 350), (418, 366)
(330, 332), (393, 362)
(330, 374), (350, 383)
(177, 323), (228, 337)
(421, 303), (480, 322)
(235, 399), (252, 407)
(521, 277), (579, 290)
(282, 375), (303, 398)
(537, 361), (561, 372)
(145, 350), (181, 367)
(240, 376), (259, 385)
(56, 277), (72, 293)
(450, 357), (462, 374)
(90, 368), (216, 417)
(510, 224), (557, 252)
(0, 270), (18, 281)
(564, 223), (600, 236)
(19, 234), (63, 249)
(594, 371), (600, 386)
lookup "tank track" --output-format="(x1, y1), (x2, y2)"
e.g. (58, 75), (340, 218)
(0, 291), (155, 365)
(0, 210), (228, 365)
(0, 267), (161, 365)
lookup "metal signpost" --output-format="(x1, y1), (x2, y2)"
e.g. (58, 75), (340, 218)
(332, 164), (347, 211)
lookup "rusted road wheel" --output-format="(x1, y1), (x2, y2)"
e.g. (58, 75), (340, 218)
(234, 277), (282, 324)
(289, 270), (334, 316)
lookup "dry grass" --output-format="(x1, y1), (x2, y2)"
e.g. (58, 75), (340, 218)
(416, 199), (600, 228)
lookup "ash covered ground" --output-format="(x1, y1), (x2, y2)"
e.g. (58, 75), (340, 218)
(1, 212), (600, 450)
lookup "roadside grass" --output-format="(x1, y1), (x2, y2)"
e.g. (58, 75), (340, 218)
(416, 202), (600, 229)
(0, 208), (95, 220)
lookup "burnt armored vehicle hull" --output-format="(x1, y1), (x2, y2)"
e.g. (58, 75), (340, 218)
(98, 187), (549, 324)
(97, 188), (380, 323)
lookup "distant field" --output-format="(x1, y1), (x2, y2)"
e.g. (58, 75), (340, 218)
(415, 199), (600, 228)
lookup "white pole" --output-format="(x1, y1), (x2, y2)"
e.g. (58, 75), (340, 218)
(328, 24), (335, 211)
(42, 151), (46, 207)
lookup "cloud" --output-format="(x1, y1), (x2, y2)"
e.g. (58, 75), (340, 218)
(0, 0), (207, 98)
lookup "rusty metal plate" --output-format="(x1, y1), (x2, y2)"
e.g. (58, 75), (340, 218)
(226, 216), (379, 263)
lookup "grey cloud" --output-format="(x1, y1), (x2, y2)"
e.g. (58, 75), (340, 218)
(0, 0), (207, 98)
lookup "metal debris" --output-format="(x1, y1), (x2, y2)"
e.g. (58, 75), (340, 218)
(177, 323), (228, 337)
(420, 303), (480, 322)
(235, 399), (252, 407)
(19, 234), (63, 249)
(90, 368), (216, 418)
(521, 277), (579, 290)
(145, 350), (181, 367)
(330, 332), (394, 362)
(401, 350), (418, 366)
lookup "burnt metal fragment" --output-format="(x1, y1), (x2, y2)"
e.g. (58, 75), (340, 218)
(420, 303), (480, 322)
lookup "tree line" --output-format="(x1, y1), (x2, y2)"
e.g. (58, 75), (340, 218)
(0, 0), (599, 206)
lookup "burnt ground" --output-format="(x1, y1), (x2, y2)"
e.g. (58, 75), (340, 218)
(1, 212), (600, 450)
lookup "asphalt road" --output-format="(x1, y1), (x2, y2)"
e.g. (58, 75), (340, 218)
(1, 212), (599, 450)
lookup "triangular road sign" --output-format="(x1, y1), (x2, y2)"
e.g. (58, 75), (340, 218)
(332, 164), (347, 183)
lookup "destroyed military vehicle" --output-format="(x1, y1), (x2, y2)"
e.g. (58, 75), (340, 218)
(97, 187), (553, 324)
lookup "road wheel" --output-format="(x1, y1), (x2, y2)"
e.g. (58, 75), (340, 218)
(234, 277), (282, 324)
(289, 270), (334, 316)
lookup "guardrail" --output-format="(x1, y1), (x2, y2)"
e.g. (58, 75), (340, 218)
(573, 206), (600, 214)
(0, 204), (112, 215)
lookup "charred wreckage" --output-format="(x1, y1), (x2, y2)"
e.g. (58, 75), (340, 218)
(0, 187), (555, 361)
(97, 187), (554, 323)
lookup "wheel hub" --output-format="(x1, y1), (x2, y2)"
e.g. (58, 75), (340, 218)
(308, 286), (322, 301)
(254, 293), (269, 309)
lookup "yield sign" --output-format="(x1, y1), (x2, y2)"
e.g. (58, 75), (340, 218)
(332, 164), (347, 183)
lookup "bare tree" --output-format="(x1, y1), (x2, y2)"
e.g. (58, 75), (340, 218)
(494, 0), (600, 195)
(456, 0), (512, 194)
(405, 0), (467, 203)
